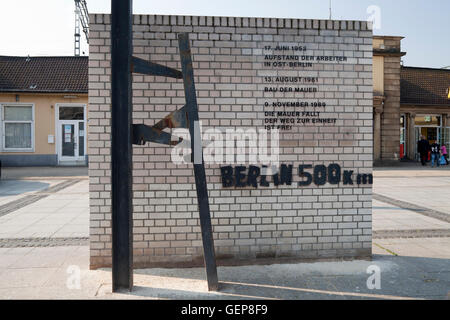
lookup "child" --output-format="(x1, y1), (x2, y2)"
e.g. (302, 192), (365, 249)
(430, 141), (440, 167)
(441, 145), (448, 165)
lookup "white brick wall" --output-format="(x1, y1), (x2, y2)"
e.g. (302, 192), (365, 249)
(88, 14), (373, 268)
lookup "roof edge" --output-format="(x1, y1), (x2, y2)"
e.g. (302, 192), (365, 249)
(0, 89), (88, 94)
(90, 13), (374, 31)
(401, 102), (450, 107)
(373, 35), (404, 40)
(0, 55), (88, 59)
(402, 66), (450, 72)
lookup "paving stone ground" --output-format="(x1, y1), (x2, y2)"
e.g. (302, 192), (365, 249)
(0, 179), (89, 239)
(0, 166), (449, 300)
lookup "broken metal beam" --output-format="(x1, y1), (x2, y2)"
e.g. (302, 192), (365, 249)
(132, 124), (180, 146)
(152, 104), (188, 131)
(131, 56), (183, 79)
(131, 104), (188, 146)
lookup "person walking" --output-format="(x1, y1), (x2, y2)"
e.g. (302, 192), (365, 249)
(430, 140), (441, 167)
(441, 144), (448, 165)
(417, 135), (430, 166)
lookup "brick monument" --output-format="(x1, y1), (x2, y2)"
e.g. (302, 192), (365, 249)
(88, 14), (373, 269)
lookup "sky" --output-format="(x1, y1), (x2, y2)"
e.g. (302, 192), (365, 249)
(0, 0), (449, 68)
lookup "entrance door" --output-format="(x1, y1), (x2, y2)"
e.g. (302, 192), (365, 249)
(413, 115), (442, 162)
(59, 121), (85, 161)
(414, 126), (441, 161)
(57, 105), (86, 165)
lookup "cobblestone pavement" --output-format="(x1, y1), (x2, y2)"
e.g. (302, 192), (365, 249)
(0, 166), (448, 299)
(373, 229), (450, 239)
(0, 237), (89, 248)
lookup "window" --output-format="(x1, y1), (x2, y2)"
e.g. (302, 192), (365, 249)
(415, 115), (441, 126)
(2, 104), (34, 151)
(443, 128), (450, 156)
(59, 106), (84, 120)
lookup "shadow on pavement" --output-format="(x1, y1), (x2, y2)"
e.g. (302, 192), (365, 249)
(110, 254), (450, 300)
(0, 180), (50, 196)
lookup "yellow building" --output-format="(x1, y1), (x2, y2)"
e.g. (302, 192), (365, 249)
(0, 56), (88, 166)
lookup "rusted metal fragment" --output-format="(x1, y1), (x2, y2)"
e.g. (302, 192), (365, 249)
(131, 104), (188, 146)
(132, 123), (180, 146)
(153, 104), (189, 130)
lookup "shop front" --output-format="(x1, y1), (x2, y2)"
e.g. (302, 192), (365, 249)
(407, 115), (449, 161)
(400, 67), (450, 162)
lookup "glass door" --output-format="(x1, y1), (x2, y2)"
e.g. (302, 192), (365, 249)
(414, 126), (442, 162)
(61, 123), (76, 157)
(57, 105), (86, 164)
(443, 128), (450, 157)
(78, 121), (85, 157)
(414, 127), (421, 161)
(60, 120), (84, 161)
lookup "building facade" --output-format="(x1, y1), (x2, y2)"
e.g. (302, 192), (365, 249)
(372, 37), (450, 163)
(372, 36), (405, 164)
(400, 67), (450, 161)
(0, 56), (88, 166)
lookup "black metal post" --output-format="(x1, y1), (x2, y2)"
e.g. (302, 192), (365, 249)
(178, 33), (219, 291)
(111, 0), (133, 292)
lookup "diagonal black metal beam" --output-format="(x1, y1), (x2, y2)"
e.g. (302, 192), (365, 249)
(131, 56), (183, 79)
(111, 0), (133, 292)
(178, 33), (219, 292)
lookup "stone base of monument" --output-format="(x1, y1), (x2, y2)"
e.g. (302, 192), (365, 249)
(90, 248), (372, 270)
